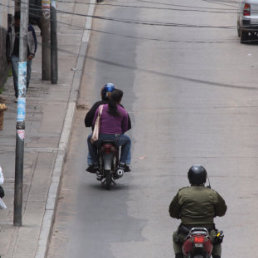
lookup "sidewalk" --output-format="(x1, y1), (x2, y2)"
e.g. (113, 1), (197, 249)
(0, 0), (96, 257)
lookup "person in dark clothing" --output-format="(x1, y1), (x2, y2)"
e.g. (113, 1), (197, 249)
(84, 87), (112, 128)
(169, 165), (227, 258)
(85, 83), (131, 172)
(6, 12), (37, 101)
(84, 83), (131, 130)
(87, 89), (131, 177)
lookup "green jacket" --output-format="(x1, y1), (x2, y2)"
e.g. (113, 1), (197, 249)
(169, 186), (227, 225)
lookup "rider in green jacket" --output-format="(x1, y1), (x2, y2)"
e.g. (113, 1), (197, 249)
(169, 165), (227, 258)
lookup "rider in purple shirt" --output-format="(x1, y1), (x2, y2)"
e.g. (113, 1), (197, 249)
(93, 104), (129, 135)
(87, 89), (131, 172)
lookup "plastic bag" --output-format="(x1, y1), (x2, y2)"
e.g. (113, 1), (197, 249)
(90, 105), (104, 143)
(0, 186), (4, 198)
(0, 166), (4, 185)
(0, 197), (7, 209)
(0, 166), (7, 209)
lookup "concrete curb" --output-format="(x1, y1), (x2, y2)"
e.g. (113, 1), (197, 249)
(35, 1), (96, 257)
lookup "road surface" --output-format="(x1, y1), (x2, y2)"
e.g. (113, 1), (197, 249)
(47, 0), (258, 257)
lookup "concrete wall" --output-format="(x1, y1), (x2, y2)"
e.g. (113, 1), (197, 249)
(0, 26), (8, 88)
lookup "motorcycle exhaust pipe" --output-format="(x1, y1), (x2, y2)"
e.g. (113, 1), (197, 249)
(116, 168), (124, 178)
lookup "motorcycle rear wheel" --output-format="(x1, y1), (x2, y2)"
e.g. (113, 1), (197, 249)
(105, 170), (112, 190)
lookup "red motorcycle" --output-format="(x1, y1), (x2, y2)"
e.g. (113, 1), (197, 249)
(182, 227), (213, 258)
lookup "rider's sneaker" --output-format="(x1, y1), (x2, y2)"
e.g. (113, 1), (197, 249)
(86, 164), (98, 173)
(124, 165), (131, 172)
(119, 163), (131, 172)
(96, 172), (103, 181)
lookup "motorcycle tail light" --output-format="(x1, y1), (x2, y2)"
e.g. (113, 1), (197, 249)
(102, 144), (116, 154)
(104, 147), (111, 154)
(194, 236), (205, 243)
(243, 3), (251, 16)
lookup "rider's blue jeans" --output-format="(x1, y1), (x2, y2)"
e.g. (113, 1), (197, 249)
(87, 133), (131, 165)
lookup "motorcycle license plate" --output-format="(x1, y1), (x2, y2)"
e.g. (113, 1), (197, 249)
(194, 243), (204, 248)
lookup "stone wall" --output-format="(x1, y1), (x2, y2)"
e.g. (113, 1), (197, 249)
(0, 26), (8, 89)
(0, 0), (10, 89)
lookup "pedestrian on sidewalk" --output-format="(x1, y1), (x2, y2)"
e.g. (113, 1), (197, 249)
(6, 11), (37, 101)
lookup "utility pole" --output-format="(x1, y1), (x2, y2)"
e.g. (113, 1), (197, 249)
(15, 0), (19, 13)
(13, 0), (29, 227)
(41, 0), (51, 80)
(50, 0), (58, 84)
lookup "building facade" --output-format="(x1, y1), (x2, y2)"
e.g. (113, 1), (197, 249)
(0, 0), (12, 88)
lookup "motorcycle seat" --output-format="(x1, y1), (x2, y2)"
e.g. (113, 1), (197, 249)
(99, 140), (118, 147)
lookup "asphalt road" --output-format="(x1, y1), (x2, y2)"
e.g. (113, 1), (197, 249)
(48, 0), (258, 257)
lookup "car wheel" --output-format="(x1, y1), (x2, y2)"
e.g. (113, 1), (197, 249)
(240, 31), (248, 43)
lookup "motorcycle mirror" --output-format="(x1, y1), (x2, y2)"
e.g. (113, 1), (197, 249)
(206, 175), (211, 188)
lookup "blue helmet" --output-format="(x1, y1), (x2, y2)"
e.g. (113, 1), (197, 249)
(101, 83), (115, 100)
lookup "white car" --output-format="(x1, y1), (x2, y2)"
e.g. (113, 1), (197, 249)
(237, 0), (258, 43)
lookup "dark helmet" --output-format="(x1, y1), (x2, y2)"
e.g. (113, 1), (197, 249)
(188, 165), (207, 185)
(101, 83), (115, 100)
